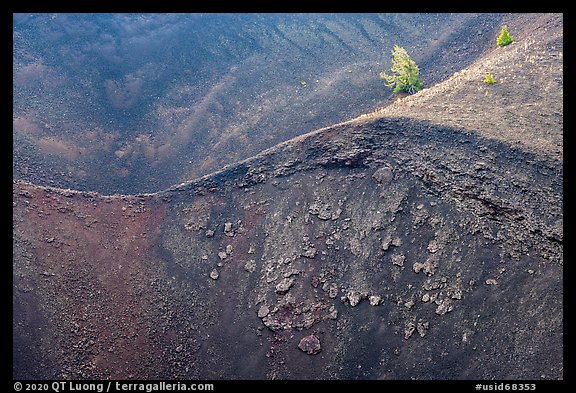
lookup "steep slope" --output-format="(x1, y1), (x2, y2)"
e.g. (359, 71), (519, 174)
(370, 13), (563, 162)
(13, 13), (562, 380)
(13, 13), (506, 194)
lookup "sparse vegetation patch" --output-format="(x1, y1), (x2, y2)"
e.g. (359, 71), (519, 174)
(484, 72), (496, 84)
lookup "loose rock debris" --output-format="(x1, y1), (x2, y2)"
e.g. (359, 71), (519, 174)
(298, 334), (321, 355)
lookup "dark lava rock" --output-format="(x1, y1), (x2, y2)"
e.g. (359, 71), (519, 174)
(257, 305), (270, 318)
(298, 334), (321, 355)
(275, 278), (295, 295)
(372, 167), (393, 184)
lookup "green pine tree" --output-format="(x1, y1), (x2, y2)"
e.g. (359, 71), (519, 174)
(380, 45), (422, 95)
(497, 25), (513, 47)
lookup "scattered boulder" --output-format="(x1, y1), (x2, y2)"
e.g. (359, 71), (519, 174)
(485, 278), (498, 285)
(474, 161), (488, 171)
(317, 208), (332, 221)
(257, 305), (270, 318)
(224, 222), (234, 237)
(427, 239), (440, 253)
(369, 295), (381, 306)
(308, 202), (331, 220)
(298, 335), (321, 355)
(283, 268), (299, 278)
(323, 282), (339, 299)
(209, 269), (219, 280)
(381, 234), (392, 251)
(302, 246), (317, 259)
(391, 253), (405, 267)
(275, 278), (295, 295)
(184, 221), (195, 230)
(417, 321), (429, 337)
(308, 202), (321, 216)
(423, 278), (443, 291)
(326, 306), (338, 320)
(372, 167), (393, 184)
(450, 288), (463, 300)
(184, 217), (206, 231)
(331, 208), (342, 221)
(346, 290), (365, 307)
(244, 260), (257, 273)
(435, 298), (454, 315)
(309, 201), (341, 221)
(218, 251), (227, 260)
(404, 322), (415, 340)
(349, 238), (362, 256)
(413, 256), (438, 276)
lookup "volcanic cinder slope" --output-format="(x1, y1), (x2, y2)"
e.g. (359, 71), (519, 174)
(14, 13), (508, 195)
(13, 13), (562, 380)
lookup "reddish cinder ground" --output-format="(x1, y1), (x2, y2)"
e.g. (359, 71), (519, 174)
(13, 182), (168, 379)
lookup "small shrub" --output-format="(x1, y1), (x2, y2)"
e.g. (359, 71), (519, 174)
(484, 72), (496, 84)
(497, 25), (514, 47)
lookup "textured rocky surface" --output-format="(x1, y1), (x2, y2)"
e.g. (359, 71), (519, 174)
(13, 110), (562, 378)
(13, 13), (507, 194)
(13, 13), (562, 380)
